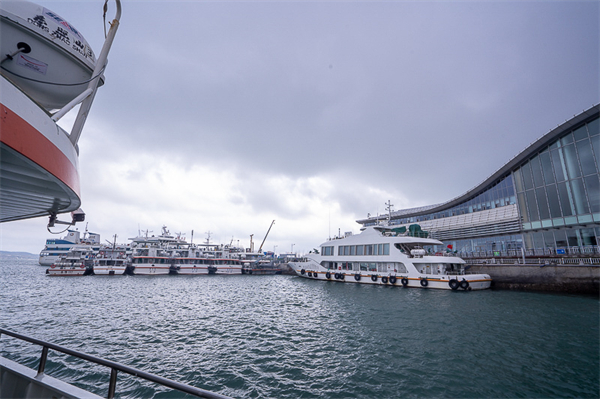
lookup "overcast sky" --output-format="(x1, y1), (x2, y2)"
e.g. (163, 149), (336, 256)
(1, 0), (599, 255)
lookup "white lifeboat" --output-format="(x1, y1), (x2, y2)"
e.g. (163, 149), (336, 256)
(0, 1), (102, 111)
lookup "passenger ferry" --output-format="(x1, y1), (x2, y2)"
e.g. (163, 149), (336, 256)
(93, 244), (128, 275)
(172, 237), (244, 275)
(46, 245), (95, 276)
(38, 229), (100, 266)
(288, 225), (492, 290)
(129, 226), (182, 275)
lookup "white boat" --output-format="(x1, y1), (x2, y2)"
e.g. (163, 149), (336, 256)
(172, 242), (244, 275)
(38, 228), (100, 266)
(288, 225), (492, 290)
(46, 245), (95, 276)
(128, 226), (182, 275)
(0, 0), (120, 224)
(93, 245), (128, 276)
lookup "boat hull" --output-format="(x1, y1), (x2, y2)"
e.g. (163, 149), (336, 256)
(93, 267), (126, 276)
(131, 265), (171, 275)
(288, 261), (491, 291)
(46, 266), (87, 276)
(0, 76), (80, 222)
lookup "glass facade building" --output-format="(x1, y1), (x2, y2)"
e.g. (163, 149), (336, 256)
(358, 105), (600, 258)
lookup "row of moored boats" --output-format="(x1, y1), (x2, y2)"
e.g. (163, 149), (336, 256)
(43, 227), (281, 276)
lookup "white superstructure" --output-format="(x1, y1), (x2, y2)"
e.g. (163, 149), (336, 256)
(38, 229), (100, 266)
(288, 225), (491, 290)
(128, 226), (181, 275)
(93, 245), (128, 275)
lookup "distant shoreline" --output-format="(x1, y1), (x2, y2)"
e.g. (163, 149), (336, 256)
(0, 251), (37, 259)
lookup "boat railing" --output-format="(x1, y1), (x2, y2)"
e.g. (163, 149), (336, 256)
(0, 328), (231, 399)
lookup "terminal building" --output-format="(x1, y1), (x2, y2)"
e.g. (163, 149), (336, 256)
(357, 105), (599, 260)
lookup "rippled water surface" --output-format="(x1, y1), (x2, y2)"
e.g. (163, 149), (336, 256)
(1, 259), (599, 398)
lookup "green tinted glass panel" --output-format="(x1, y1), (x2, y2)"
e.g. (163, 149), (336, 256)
(526, 190), (539, 221)
(573, 125), (588, 141)
(551, 149), (566, 181)
(570, 179), (589, 215)
(536, 187), (550, 220)
(587, 118), (599, 136)
(540, 151), (555, 184)
(522, 162), (534, 190)
(576, 139), (597, 176)
(584, 175), (600, 213)
(531, 156), (544, 187)
(563, 144), (581, 179)
(546, 184), (562, 218)
(558, 181), (574, 217)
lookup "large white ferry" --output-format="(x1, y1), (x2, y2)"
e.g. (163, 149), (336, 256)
(171, 233), (244, 275)
(38, 228), (100, 266)
(128, 226), (182, 275)
(289, 225), (491, 291)
(93, 243), (128, 275)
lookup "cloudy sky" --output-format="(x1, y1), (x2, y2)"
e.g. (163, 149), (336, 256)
(1, 0), (599, 255)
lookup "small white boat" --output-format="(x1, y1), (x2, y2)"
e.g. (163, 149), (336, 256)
(93, 245), (128, 276)
(46, 245), (95, 276)
(288, 225), (491, 291)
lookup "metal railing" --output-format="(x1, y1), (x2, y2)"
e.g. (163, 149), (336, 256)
(464, 257), (600, 266)
(0, 328), (231, 399)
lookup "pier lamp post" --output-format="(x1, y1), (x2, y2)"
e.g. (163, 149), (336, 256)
(291, 244), (295, 253)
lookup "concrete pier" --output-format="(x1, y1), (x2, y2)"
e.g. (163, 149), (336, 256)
(468, 263), (599, 295)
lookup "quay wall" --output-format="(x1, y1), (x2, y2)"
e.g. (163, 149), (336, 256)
(468, 263), (599, 295)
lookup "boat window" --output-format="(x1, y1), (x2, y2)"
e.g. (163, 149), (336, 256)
(350, 246), (355, 255)
(359, 263), (368, 271)
(341, 262), (352, 270)
(322, 246), (334, 256)
(356, 245), (364, 255)
(365, 245), (373, 255)
(383, 243), (390, 255)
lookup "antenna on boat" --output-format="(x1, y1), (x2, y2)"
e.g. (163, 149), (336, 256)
(385, 200), (394, 225)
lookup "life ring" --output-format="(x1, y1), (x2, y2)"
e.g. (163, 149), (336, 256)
(354, 273), (361, 281)
(50, 264), (56, 268)
(301, 269), (306, 275)
(389, 276), (397, 284)
(420, 278), (428, 287)
(371, 274), (378, 282)
(381, 276), (388, 284)
(401, 278), (409, 287)
(80, 264), (85, 269)
(307, 271), (312, 277)
(326, 272), (331, 279)
(449, 279), (459, 290)
(460, 279), (470, 290)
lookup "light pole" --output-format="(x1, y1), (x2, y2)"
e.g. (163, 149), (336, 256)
(291, 243), (295, 253)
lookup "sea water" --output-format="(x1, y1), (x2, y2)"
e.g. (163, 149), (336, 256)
(1, 258), (598, 398)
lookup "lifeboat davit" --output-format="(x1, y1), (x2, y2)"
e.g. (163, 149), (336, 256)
(0, 1), (121, 223)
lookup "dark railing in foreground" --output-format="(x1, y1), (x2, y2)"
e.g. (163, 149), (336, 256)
(0, 328), (231, 399)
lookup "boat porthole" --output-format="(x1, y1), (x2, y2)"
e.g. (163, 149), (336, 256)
(460, 279), (470, 290)
(371, 274), (377, 282)
(354, 273), (361, 281)
(449, 279), (459, 290)
(401, 278), (409, 287)
(381, 276), (388, 284)
(420, 279), (428, 287)
(301, 269), (306, 275)
(326, 272), (331, 279)
(389, 276), (397, 284)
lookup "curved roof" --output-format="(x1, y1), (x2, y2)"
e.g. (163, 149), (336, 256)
(357, 104), (599, 223)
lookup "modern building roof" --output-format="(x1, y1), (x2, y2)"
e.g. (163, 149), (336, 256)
(357, 104), (599, 224)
